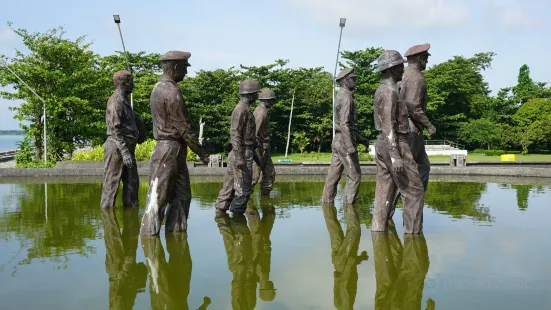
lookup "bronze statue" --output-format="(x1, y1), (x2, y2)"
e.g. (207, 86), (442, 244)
(322, 69), (368, 205)
(252, 88), (276, 196)
(371, 220), (434, 310)
(100, 70), (143, 209)
(390, 43), (436, 218)
(141, 233), (212, 309)
(372, 50), (425, 234)
(322, 203), (368, 309)
(215, 80), (264, 214)
(140, 51), (209, 236)
(100, 208), (147, 310)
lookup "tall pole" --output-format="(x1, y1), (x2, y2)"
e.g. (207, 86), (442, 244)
(285, 91), (295, 158)
(332, 18), (346, 138)
(1, 59), (48, 162)
(113, 15), (133, 109)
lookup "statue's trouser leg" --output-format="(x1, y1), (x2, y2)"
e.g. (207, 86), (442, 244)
(166, 147), (191, 233)
(230, 149), (254, 214)
(260, 151), (275, 195)
(373, 135), (424, 233)
(100, 138), (124, 209)
(341, 150), (361, 205)
(121, 144), (139, 208)
(252, 161), (261, 188)
(322, 151), (344, 203)
(412, 134), (430, 192)
(140, 141), (180, 236)
(216, 151), (236, 212)
(389, 132), (429, 219)
(372, 140), (397, 232)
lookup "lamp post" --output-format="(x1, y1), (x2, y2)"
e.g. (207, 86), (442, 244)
(1, 59), (48, 162)
(332, 17), (346, 138)
(113, 14), (133, 109)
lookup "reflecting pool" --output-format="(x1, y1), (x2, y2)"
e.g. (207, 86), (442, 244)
(1, 176), (550, 309)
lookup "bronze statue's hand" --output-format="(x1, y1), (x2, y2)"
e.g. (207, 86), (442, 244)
(200, 153), (209, 165)
(392, 158), (404, 173)
(427, 124), (436, 136)
(347, 146), (357, 155)
(122, 153), (134, 168)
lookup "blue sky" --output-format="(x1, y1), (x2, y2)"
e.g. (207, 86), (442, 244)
(0, 0), (549, 129)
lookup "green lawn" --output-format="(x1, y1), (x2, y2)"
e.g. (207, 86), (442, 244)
(272, 152), (371, 162)
(429, 154), (551, 162)
(271, 152), (551, 162)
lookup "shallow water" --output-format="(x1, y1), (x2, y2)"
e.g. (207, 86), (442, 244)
(1, 177), (550, 309)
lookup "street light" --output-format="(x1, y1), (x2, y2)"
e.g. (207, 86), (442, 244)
(1, 59), (48, 162)
(332, 18), (346, 138)
(113, 14), (133, 109)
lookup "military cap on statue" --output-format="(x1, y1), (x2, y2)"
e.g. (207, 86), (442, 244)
(160, 50), (191, 65)
(404, 43), (431, 57)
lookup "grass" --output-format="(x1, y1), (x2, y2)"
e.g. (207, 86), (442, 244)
(271, 152), (551, 162)
(430, 154), (551, 162)
(271, 152), (372, 162)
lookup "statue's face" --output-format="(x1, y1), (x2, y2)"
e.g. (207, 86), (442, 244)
(250, 92), (259, 103)
(264, 99), (276, 108)
(419, 53), (429, 71)
(347, 76), (357, 90)
(173, 61), (188, 81)
(393, 64), (404, 81)
(122, 75), (134, 93)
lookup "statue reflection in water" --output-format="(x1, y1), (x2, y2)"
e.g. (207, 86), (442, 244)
(140, 231), (212, 310)
(322, 203), (369, 310)
(215, 196), (276, 309)
(100, 208), (147, 310)
(371, 219), (435, 310)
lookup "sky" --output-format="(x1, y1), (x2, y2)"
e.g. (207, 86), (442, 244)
(0, 0), (549, 130)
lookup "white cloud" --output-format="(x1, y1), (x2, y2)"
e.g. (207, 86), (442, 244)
(285, 0), (468, 35)
(500, 8), (535, 28)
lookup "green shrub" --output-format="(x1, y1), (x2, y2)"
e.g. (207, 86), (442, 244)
(71, 139), (198, 162)
(14, 135), (35, 165)
(13, 134), (56, 168)
(470, 149), (506, 156)
(135, 139), (155, 161)
(357, 144), (373, 161)
(71, 146), (104, 161)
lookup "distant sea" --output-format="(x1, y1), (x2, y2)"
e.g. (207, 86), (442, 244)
(0, 135), (22, 152)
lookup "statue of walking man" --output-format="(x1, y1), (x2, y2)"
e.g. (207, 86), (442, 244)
(252, 88), (276, 196)
(372, 50), (425, 234)
(100, 70), (141, 209)
(140, 50), (209, 236)
(322, 69), (367, 205)
(390, 43), (436, 217)
(215, 80), (264, 214)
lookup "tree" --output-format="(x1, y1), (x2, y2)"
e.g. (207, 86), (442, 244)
(511, 65), (551, 105)
(424, 52), (495, 141)
(459, 118), (499, 150)
(180, 67), (241, 153)
(293, 131), (309, 155)
(513, 98), (551, 153)
(0, 23), (109, 161)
